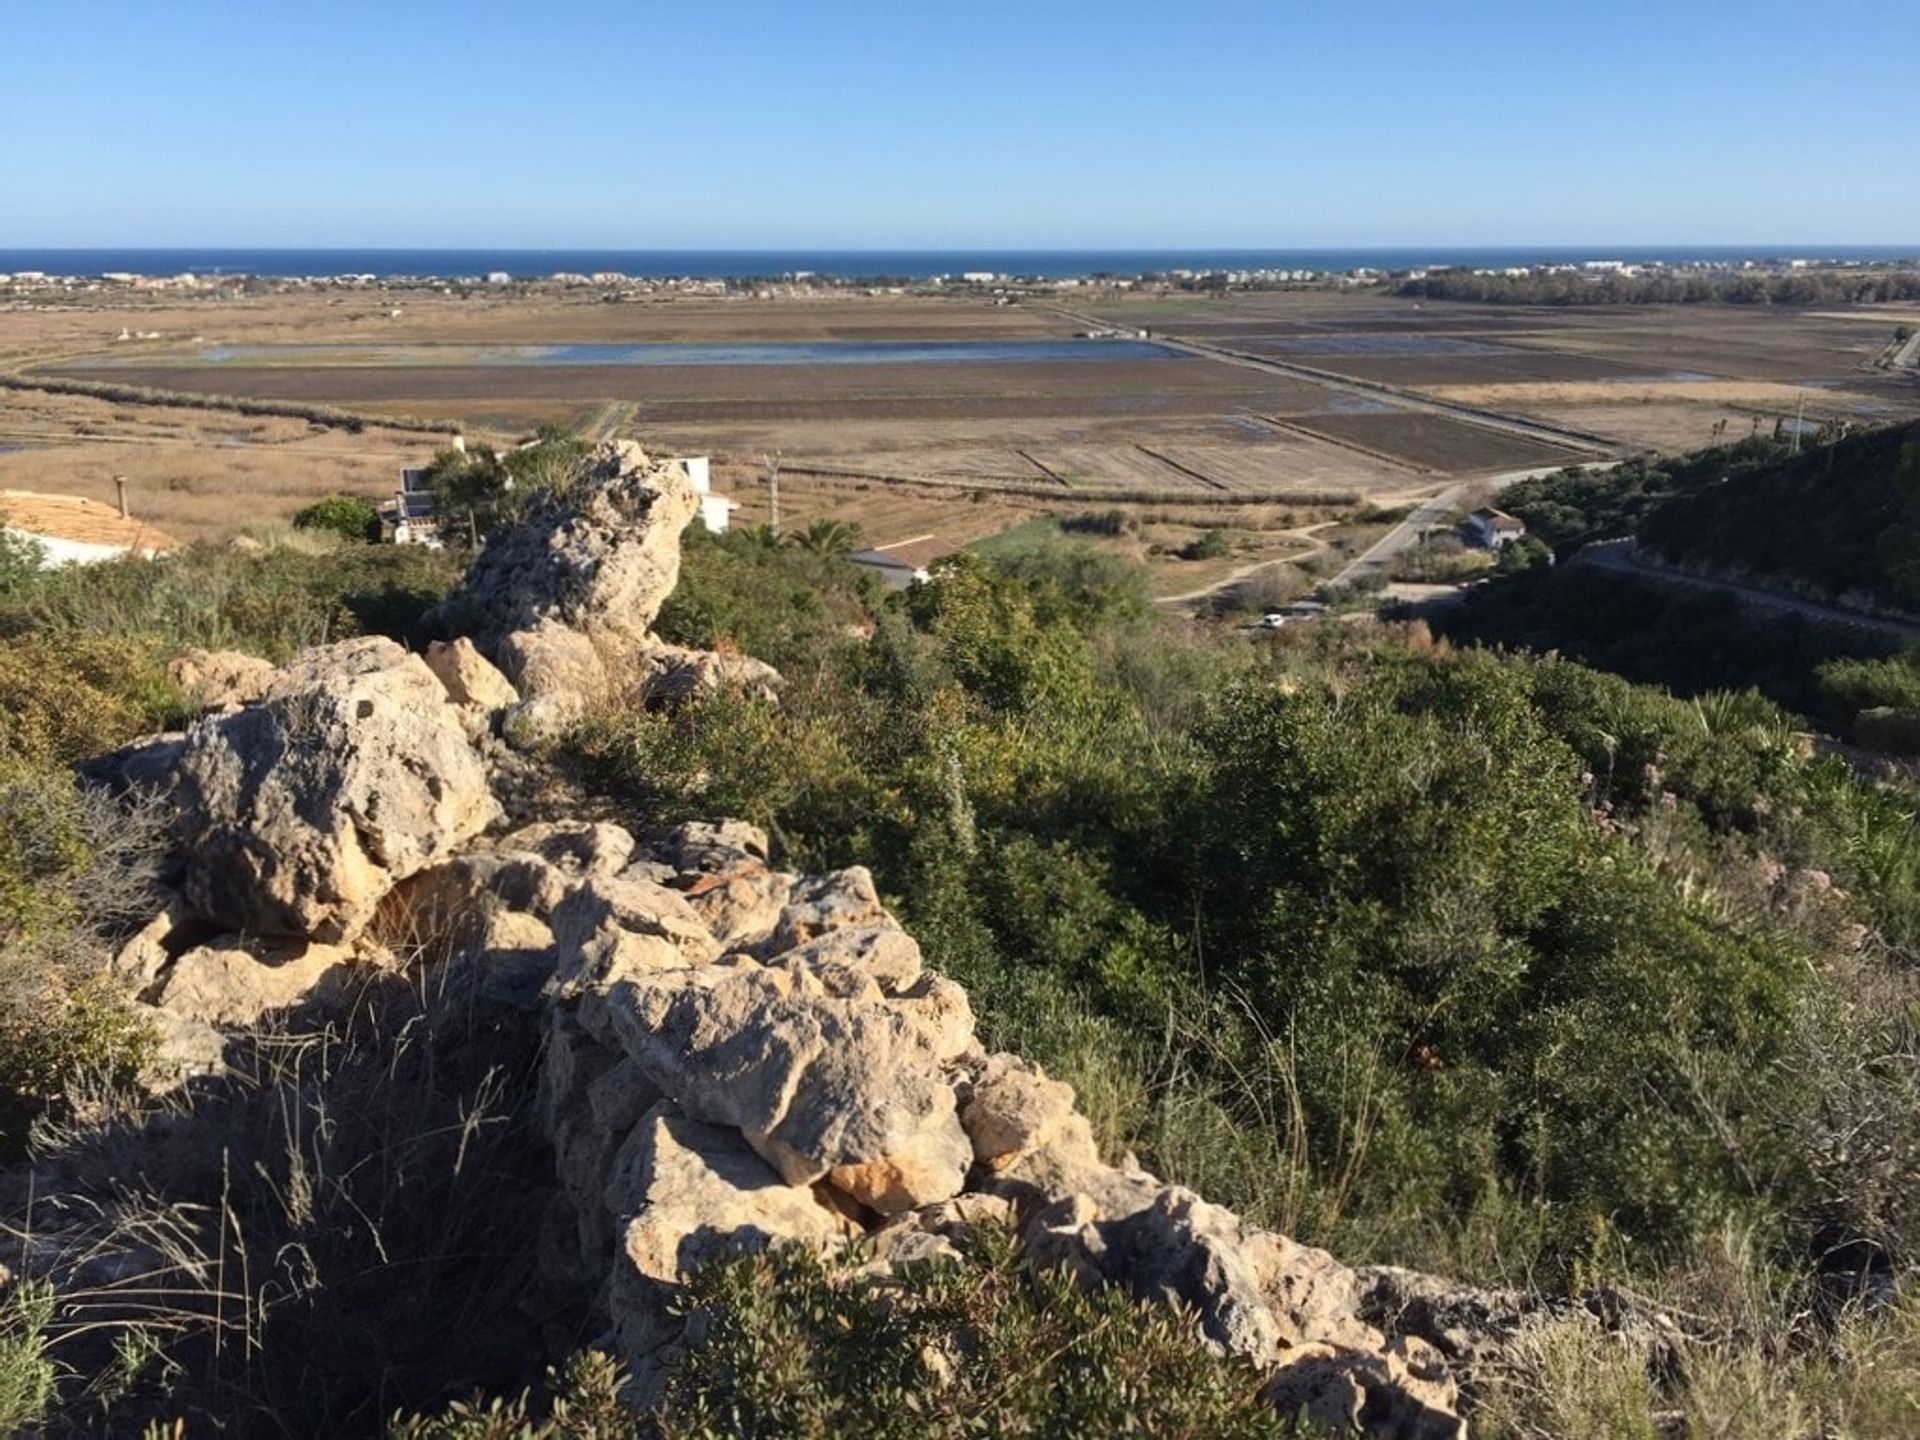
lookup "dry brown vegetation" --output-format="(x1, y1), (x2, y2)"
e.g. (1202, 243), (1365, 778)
(6, 284), (1916, 570)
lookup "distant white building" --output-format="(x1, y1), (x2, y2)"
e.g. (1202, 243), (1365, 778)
(676, 456), (738, 534)
(383, 466), (443, 547)
(845, 534), (961, 590)
(1462, 507), (1526, 550)
(486, 271), (512, 285)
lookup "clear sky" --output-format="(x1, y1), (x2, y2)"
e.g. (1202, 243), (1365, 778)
(5, 0), (1916, 248)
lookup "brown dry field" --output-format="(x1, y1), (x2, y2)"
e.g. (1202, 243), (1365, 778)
(1282, 411), (1585, 473)
(0, 291), (1067, 367)
(6, 288), (1916, 560)
(0, 387), (440, 542)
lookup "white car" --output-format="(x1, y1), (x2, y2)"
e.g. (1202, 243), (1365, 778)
(1259, 612), (1286, 629)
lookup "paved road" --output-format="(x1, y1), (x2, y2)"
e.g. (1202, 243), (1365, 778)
(1574, 541), (1920, 640)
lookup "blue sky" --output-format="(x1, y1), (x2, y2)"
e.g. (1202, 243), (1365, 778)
(5, 0), (1916, 247)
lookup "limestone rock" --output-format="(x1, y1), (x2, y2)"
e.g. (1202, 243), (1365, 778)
(76, 732), (187, 801)
(757, 866), (894, 956)
(168, 648), (275, 711)
(636, 641), (784, 709)
(599, 961), (972, 1214)
(497, 820), (635, 878)
(111, 893), (213, 997)
(172, 637), (498, 941)
(433, 441), (698, 726)
(607, 1102), (859, 1403)
(133, 1005), (227, 1091)
(1263, 1341), (1463, 1440)
(154, 935), (362, 1028)
(548, 874), (721, 1003)
(960, 1053), (1078, 1172)
(424, 637), (520, 711)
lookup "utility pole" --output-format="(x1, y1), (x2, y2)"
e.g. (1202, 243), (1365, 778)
(765, 451), (781, 536)
(1791, 393), (1806, 455)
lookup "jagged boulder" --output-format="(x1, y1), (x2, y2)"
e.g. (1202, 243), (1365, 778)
(153, 934), (367, 1028)
(168, 648), (276, 711)
(430, 441), (698, 741)
(607, 1101), (861, 1402)
(593, 958), (974, 1215)
(171, 637), (499, 941)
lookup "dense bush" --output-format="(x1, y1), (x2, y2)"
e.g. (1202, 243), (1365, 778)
(292, 493), (381, 543)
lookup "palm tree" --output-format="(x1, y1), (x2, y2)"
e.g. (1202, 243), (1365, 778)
(786, 518), (864, 557)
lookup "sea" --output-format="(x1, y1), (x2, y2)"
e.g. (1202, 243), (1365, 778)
(2, 246), (1916, 282)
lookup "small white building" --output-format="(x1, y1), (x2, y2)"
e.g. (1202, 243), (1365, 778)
(675, 456), (738, 534)
(845, 535), (961, 590)
(384, 466), (443, 547)
(1462, 507), (1526, 550)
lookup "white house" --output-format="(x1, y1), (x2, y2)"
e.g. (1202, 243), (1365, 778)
(1462, 507), (1526, 550)
(845, 534), (961, 591)
(674, 456), (738, 534)
(1, 489), (179, 567)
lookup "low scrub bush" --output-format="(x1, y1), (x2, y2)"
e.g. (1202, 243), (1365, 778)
(653, 1232), (1293, 1438)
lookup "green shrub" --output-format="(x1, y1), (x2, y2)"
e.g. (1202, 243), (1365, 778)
(654, 1233), (1293, 1439)
(292, 494), (380, 543)
(0, 635), (181, 769)
(0, 1281), (55, 1439)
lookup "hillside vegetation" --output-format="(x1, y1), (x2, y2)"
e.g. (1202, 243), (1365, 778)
(1451, 422), (1920, 736)
(3, 491), (1920, 1435)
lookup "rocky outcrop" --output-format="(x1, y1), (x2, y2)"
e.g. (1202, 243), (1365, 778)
(430, 442), (698, 743)
(171, 637), (499, 941)
(83, 460), (1487, 1440)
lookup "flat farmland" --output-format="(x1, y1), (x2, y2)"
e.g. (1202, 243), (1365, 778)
(9, 286), (1916, 571)
(1282, 411), (1585, 473)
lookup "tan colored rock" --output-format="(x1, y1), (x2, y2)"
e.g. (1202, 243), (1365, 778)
(606, 1102), (860, 1405)
(497, 820), (635, 878)
(432, 441), (699, 736)
(636, 641), (784, 708)
(154, 935), (361, 1027)
(133, 1004), (227, 1091)
(960, 1053), (1078, 1172)
(168, 648), (275, 710)
(548, 874), (721, 1001)
(110, 892), (210, 996)
(173, 637), (499, 941)
(424, 637), (520, 710)
(1262, 1341), (1463, 1440)
(378, 849), (572, 960)
(600, 961), (972, 1214)
(757, 866), (894, 956)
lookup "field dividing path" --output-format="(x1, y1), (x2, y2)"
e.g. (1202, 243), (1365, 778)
(1044, 306), (1621, 456)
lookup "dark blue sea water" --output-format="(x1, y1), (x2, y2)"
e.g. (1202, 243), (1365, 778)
(3, 246), (1916, 281)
